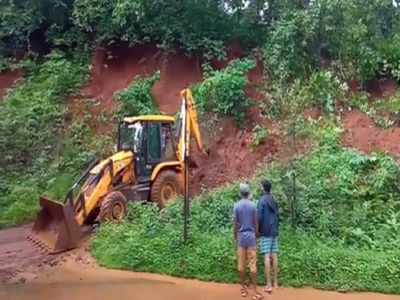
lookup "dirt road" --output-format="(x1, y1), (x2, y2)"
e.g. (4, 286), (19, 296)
(1, 226), (400, 300)
(0, 224), (91, 284)
(1, 261), (400, 300)
(0, 225), (60, 283)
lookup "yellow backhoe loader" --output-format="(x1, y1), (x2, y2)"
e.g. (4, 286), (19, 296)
(28, 89), (204, 254)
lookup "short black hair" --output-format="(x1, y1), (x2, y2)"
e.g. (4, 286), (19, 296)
(261, 180), (271, 193)
(240, 191), (250, 199)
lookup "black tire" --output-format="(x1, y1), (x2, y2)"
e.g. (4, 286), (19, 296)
(99, 191), (128, 223)
(151, 170), (182, 209)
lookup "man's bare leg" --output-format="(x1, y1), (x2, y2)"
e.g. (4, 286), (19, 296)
(239, 270), (248, 297)
(240, 270), (247, 287)
(264, 254), (272, 292)
(272, 253), (279, 288)
(250, 272), (260, 295)
(238, 247), (248, 297)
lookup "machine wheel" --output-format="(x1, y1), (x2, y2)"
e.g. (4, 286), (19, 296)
(99, 191), (128, 223)
(151, 170), (182, 209)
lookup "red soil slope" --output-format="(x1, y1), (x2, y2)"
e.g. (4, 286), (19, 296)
(342, 79), (400, 159)
(70, 44), (277, 193)
(190, 118), (279, 194)
(68, 44), (161, 133)
(342, 110), (400, 158)
(0, 69), (22, 100)
(82, 45), (160, 109)
(153, 52), (202, 114)
(69, 44), (203, 133)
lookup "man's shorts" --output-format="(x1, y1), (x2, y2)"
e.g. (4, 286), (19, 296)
(237, 247), (257, 273)
(260, 237), (279, 255)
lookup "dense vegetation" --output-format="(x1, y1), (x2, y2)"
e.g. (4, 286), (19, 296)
(116, 71), (160, 117)
(0, 52), (87, 172)
(264, 1), (400, 83)
(93, 122), (400, 294)
(348, 91), (400, 128)
(1, 1), (400, 82)
(0, 53), (111, 227)
(1, 0), (400, 295)
(194, 58), (256, 124)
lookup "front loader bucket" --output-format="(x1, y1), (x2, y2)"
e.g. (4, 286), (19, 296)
(28, 197), (83, 254)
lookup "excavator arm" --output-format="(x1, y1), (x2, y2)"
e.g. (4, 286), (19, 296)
(177, 89), (206, 164)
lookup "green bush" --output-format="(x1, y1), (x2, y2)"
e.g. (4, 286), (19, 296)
(0, 56), (15, 72)
(0, 183), (40, 228)
(264, 9), (318, 81)
(0, 52), (95, 228)
(2, 0), (400, 85)
(92, 199), (400, 294)
(251, 125), (268, 150)
(116, 71), (160, 117)
(72, 0), (264, 55)
(265, 71), (346, 122)
(0, 122), (111, 230)
(92, 122), (400, 293)
(0, 0), (85, 62)
(348, 92), (400, 128)
(193, 58), (256, 124)
(263, 0), (400, 83)
(0, 52), (89, 172)
(304, 71), (346, 114)
(279, 230), (400, 293)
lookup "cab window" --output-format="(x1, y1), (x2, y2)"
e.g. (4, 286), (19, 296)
(147, 123), (161, 162)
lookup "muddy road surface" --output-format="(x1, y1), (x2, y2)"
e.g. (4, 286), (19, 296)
(0, 225), (58, 283)
(1, 226), (400, 300)
(0, 224), (91, 284)
(1, 262), (400, 300)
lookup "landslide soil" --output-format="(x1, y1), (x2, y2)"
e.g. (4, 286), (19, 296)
(342, 80), (400, 159)
(342, 110), (400, 159)
(69, 44), (280, 193)
(68, 44), (203, 134)
(190, 116), (279, 194)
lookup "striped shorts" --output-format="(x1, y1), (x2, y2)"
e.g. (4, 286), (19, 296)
(260, 236), (279, 255)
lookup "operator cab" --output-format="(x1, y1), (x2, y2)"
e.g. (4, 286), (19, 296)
(118, 115), (176, 183)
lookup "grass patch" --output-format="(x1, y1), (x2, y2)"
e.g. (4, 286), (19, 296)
(92, 123), (400, 293)
(115, 71), (160, 117)
(193, 58), (256, 124)
(348, 92), (400, 128)
(0, 52), (94, 228)
(92, 202), (400, 294)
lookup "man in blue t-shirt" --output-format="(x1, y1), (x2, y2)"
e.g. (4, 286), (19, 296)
(233, 183), (262, 299)
(257, 180), (279, 293)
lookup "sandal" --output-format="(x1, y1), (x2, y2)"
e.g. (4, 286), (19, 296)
(252, 293), (263, 300)
(241, 286), (248, 298)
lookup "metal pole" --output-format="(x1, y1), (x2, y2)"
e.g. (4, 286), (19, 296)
(183, 97), (189, 243)
(291, 167), (296, 229)
(291, 126), (297, 229)
(183, 149), (189, 243)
